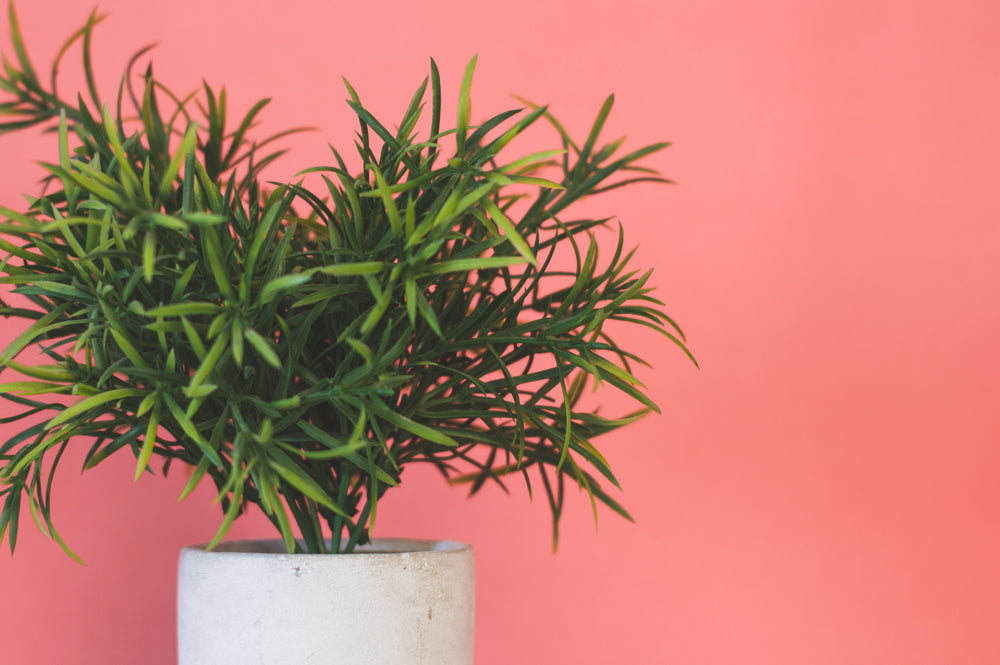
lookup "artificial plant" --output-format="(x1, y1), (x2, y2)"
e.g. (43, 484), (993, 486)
(0, 5), (694, 557)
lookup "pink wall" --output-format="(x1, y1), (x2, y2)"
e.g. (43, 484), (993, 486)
(2, 1), (998, 663)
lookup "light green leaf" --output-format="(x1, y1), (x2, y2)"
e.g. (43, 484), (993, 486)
(1, 361), (75, 382)
(109, 327), (149, 369)
(0, 381), (71, 396)
(369, 164), (403, 238)
(260, 270), (316, 304)
(187, 328), (230, 395)
(499, 149), (566, 173)
(178, 456), (212, 502)
(201, 225), (236, 302)
(316, 262), (385, 277)
(344, 337), (373, 364)
(143, 229), (156, 283)
(158, 124), (198, 201)
(144, 213), (189, 232)
(455, 55), (477, 156)
(180, 316), (207, 359)
(418, 255), (527, 276)
(135, 401), (160, 480)
(205, 474), (245, 551)
(144, 302), (222, 318)
(162, 394), (222, 466)
(367, 400), (458, 447)
(0, 303), (71, 365)
(46, 388), (144, 430)
(267, 450), (346, 516)
(483, 198), (537, 266)
(244, 328), (281, 369)
(230, 319), (244, 367)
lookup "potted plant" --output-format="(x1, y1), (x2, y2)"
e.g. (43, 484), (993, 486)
(0, 5), (695, 663)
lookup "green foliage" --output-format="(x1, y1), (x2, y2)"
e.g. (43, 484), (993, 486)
(0, 4), (694, 556)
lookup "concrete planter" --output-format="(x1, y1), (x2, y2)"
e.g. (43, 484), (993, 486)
(177, 538), (475, 665)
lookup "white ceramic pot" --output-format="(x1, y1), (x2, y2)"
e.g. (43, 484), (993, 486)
(177, 538), (475, 665)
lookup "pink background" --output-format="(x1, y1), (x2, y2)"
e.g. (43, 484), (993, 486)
(2, 0), (999, 663)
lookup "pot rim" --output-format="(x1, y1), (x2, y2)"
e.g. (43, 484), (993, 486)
(181, 537), (471, 558)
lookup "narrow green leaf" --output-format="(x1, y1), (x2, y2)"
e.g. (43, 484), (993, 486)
(177, 456), (212, 501)
(367, 400), (458, 447)
(144, 303), (222, 318)
(0, 381), (70, 396)
(136, 392), (157, 418)
(244, 186), (294, 276)
(316, 262), (385, 277)
(1, 361), (74, 382)
(108, 327), (149, 369)
(429, 58), (442, 159)
(205, 476), (244, 551)
(172, 263), (198, 302)
(295, 420), (362, 458)
(455, 55), (478, 156)
(258, 476), (296, 553)
(187, 327), (230, 395)
(7, 3), (39, 89)
(57, 110), (71, 172)
(580, 94), (615, 164)
(46, 388), (144, 430)
(101, 104), (142, 199)
(230, 318), (244, 367)
(405, 274), (417, 326)
(415, 290), (442, 338)
(41, 163), (126, 209)
(143, 229), (156, 283)
(505, 174), (564, 189)
(244, 328), (281, 369)
(182, 384), (217, 399)
(369, 163), (403, 238)
(144, 213), (189, 232)
(267, 450), (345, 516)
(344, 337), (373, 365)
(499, 149), (566, 174)
(484, 198), (537, 266)
(43, 511), (85, 565)
(260, 270), (316, 304)
(201, 225), (236, 302)
(135, 401), (160, 480)
(0, 304), (71, 365)
(162, 394), (222, 466)
(418, 255), (527, 276)
(180, 316), (207, 359)
(357, 173), (433, 198)
(593, 357), (645, 387)
(359, 274), (393, 335)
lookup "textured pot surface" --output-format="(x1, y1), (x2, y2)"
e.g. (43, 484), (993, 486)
(177, 538), (475, 665)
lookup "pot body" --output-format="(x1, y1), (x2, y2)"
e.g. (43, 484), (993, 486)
(177, 538), (474, 665)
